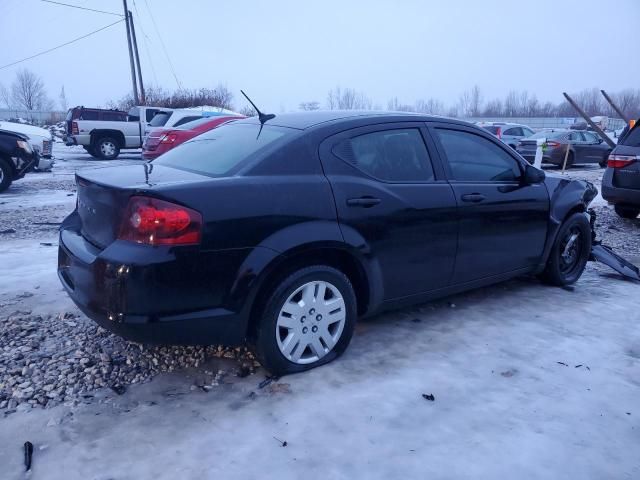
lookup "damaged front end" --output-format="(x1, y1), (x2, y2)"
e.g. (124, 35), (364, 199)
(588, 208), (640, 281)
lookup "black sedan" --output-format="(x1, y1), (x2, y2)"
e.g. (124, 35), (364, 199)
(517, 129), (611, 167)
(58, 112), (598, 375)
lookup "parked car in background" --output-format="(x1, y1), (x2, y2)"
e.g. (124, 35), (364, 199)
(602, 120), (640, 219)
(478, 122), (535, 149)
(517, 129), (611, 167)
(0, 121), (53, 159)
(144, 110), (207, 137)
(142, 115), (244, 160)
(0, 129), (38, 192)
(65, 105), (173, 160)
(59, 111), (598, 375)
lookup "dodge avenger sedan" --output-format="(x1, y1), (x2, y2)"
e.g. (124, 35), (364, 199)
(58, 111), (597, 374)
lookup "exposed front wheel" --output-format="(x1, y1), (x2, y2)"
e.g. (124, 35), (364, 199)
(95, 137), (120, 160)
(539, 212), (591, 286)
(255, 265), (357, 376)
(0, 158), (13, 193)
(614, 204), (640, 219)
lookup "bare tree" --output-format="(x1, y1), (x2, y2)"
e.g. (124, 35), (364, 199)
(458, 85), (483, 117)
(326, 87), (372, 110)
(238, 104), (257, 117)
(387, 97), (415, 112)
(482, 98), (503, 116)
(59, 86), (68, 111)
(299, 101), (320, 111)
(415, 98), (445, 115)
(11, 69), (52, 111)
(0, 83), (10, 108)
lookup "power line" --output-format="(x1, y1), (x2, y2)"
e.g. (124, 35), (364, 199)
(132, 0), (159, 86)
(39, 0), (124, 17)
(143, 0), (182, 89)
(0, 18), (125, 70)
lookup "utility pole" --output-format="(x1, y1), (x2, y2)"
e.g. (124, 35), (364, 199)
(563, 92), (616, 148)
(122, 0), (139, 105)
(600, 89), (629, 123)
(128, 10), (145, 104)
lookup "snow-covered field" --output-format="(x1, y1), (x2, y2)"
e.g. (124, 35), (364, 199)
(0, 144), (639, 479)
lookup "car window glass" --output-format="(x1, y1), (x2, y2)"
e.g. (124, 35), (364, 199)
(568, 131), (584, 141)
(620, 123), (640, 147)
(583, 132), (598, 143)
(503, 128), (516, 136)
(523, 128), (534, 137)
(335, 129), (434, 182)
(173, 116), (201, 127)
(435, 128), (521, 182)
(149, 112), (171, 127)
(146, 109), (159, 122)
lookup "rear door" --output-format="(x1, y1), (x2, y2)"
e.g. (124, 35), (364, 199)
(429, 123), (549, 285)
(319, 122), (458, 300)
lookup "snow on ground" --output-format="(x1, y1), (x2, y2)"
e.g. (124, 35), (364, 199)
(0, 144), (639, 479)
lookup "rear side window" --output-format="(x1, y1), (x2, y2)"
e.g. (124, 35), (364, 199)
(154, 123), (291, 176)
(435, 129), (521, 182)
(334, 129), (434, 182)
(173, 116), (201, 127)
(149, 112), (170, 127)
(79, 110), (98, 120)
(621, 123), (640, 147)
(504, 127), (524, 136)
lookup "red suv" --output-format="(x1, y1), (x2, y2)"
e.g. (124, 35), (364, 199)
(142, 115), (244, 160)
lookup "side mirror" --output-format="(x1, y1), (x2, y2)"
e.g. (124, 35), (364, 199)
(597, 138), (603, 144)
(523, 164), (545, 185)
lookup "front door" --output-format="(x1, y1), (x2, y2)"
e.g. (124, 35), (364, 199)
(429, 123), (549, 285)
(319, 123), (458, 300)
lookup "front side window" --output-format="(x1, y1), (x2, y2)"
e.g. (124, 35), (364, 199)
(583, 132), (598, 143)
(435, 128), (521, 182)
(149, 112), (170, 127)
(504, 127), (523, 136)
(335, 129), (434, 182)
(568, 131), (585, 142)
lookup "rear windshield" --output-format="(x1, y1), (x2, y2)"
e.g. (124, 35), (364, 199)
(154, 123), (292, 176)
(528, 130), (567, 140)
(149, 112), (171, 127)
(620, 122), (640, 147)
(482, 126), (500, 134)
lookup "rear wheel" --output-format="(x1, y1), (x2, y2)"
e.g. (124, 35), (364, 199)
(255, 265), (357, 376)
(95, 137), (120, 160)
(614, 204), (640, 219)
(540, 212), (591, 286)
(0, 157), (13, 193)
(83, 145), (99, 158)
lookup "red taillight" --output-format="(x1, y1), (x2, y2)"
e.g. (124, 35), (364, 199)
(607, 154), (638, 168)
(118, 196), (202, 246)
(496, 127), (502, 139)
(159, 133), (178, 144)
(72, 121), (79, 135)
(546, 141), (561, 147)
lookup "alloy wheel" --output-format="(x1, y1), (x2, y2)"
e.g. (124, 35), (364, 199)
(559, 226), (582, 274)
(100, 141), (116, 157)
(276, 280), (346, 364)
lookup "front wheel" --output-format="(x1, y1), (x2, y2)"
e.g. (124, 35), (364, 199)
(255, 265), (357, 376)
(614, 204), (640, 219)
(539, 212), (592, 286)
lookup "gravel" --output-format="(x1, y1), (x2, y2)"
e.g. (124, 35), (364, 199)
(0, 311), (259, 412)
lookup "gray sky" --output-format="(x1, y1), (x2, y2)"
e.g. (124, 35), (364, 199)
(1, 0), (639, 112)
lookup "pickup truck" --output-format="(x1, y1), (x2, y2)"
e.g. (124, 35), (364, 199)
(65, 106), (173, 160)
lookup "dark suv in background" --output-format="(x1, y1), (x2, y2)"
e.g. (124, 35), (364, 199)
(602, 121), (640, 218)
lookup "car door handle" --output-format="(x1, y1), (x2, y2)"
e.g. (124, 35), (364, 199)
(346, 197), (381, 207)
(461, 193), (486, 203)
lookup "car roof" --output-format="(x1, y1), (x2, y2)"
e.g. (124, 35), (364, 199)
(237, 110), (469, 130)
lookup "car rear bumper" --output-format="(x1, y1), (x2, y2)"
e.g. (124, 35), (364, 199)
(57, 214), (256, 345)
(141, 150), (160, 160)
(602, 169), (640, 206)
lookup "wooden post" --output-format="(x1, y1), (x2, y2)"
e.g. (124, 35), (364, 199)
(561, 142), (571, 174)
(128, 10), (145, 105)
(600, 89), (629, 123)
(123, 0), (139, 105)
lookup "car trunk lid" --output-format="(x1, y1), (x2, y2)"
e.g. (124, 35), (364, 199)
(75, 164), (212, 248)
(609, 144), (640, 190)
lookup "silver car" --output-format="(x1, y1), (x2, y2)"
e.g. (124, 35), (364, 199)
(478, 122), (535, 149)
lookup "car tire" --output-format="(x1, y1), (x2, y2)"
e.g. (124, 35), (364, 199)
(95, 137), (120, 160)
(0, 157), (13, 193)
(539, 212), (592, 286)
(614, 204), (640, 219)
(255, 265), (357, 376)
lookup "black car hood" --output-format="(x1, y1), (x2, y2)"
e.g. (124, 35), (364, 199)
(0, 129), (29, 141)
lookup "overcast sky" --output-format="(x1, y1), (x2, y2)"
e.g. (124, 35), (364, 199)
(1, 0), (639, 112)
